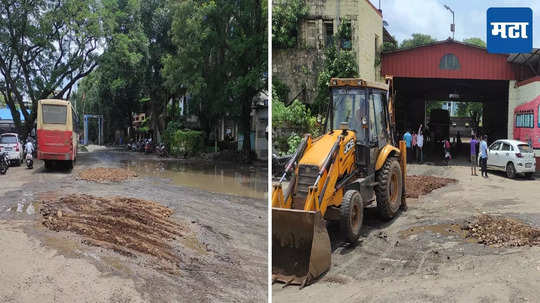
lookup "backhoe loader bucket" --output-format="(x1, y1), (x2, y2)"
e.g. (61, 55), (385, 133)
(272, 208), (331, 287)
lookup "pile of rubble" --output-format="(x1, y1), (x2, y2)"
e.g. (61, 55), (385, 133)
(462, 214), (540, 247)
(78, 167), (137, 183)
(40, 194), (185, 266)
(406, 175), (457, 198)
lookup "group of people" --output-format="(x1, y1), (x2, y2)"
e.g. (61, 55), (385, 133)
(402, 126), (490, 178)
(402, 125), (424, 163)
(469, 134), (489, 178)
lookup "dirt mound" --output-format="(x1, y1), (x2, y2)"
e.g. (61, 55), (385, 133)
(78, 167), (137, 183)
(462, 215), (540, 247)
(406, 175), (457, 198)
(40, 194), (185, 267)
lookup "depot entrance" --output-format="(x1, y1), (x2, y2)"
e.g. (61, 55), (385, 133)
(393, 77), (508, 163)
(381, 40), (528, 164)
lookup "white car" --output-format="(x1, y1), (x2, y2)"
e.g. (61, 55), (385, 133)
(484, 139), (536, 179)
(0, 133), (23, 166)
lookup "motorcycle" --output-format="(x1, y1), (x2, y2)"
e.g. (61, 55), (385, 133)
(26, 153), (33, 169)
(157, 143), (168, 157)
(0, 152), (8, 175)
(144, 140), (154, 154)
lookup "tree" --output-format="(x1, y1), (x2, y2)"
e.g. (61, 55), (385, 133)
(400, 33), (436, 49)
(71, 0), (149, 142)
(272, 0), (307, 49)
(463, 37), (486, 48)
(0, 0), (107, 138)
(426, 101), (445, 113)
(163, 0), (267, 160)
(140, 0), (174, 142)
(313, 44), (358, 115)
(456, 102), (483, 130)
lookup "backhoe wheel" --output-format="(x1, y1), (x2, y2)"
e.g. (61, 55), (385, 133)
(340, 190), (363, 243)
(375, 156), (403, 221)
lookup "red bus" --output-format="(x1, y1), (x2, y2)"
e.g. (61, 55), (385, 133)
(513, 95), (540, 170)
(37, 99), (79, 169)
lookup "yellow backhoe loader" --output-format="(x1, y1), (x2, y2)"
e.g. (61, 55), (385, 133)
(272, 77), (407, 288)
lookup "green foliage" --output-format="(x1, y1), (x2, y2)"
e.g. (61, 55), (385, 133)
(314, 45), (358, 115)
(463, 37), (486, 48)
(426, 101), (445, 113)
(272, 0), (308, 49)
(273, 99), (312, 131)
(383, 34), (398, 52)
(0, 0), (107, 137)
(273, 99), (321, 155)
(456, 102), (483, 129)
(400, 33), (436, 49)
(163, 122), (205, 156)
(272, 79), (290, 104)
(163, 0), (267, 159)
(337, 20), (352, 50)
(71, 0), (148, 142)
(286, 133), (302, 155)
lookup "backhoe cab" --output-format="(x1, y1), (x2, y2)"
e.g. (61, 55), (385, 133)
(272, 77), (407, 287)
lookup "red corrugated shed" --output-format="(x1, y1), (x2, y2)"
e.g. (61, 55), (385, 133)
(382, 40), (520, 80)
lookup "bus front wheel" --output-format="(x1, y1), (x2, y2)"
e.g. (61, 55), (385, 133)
(44, 160), (51, 170)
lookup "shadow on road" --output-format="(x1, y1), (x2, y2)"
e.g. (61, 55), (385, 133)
(328, 206), (405, 255)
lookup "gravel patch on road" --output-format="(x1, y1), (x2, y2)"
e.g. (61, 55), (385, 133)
(406, 175), (457, 198)
(462, 214), (540, 247)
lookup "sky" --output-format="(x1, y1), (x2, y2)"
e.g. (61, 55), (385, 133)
(368, 0), (540, 48)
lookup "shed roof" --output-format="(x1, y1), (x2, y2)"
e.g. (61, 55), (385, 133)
(0, 108), (27, 121)
(381, 39), (523, 80)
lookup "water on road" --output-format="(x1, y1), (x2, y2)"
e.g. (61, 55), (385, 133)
(123, 159), (267, 199)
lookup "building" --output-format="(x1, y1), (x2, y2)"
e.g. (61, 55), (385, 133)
(0, 107), (28, 134)
(273, 0), (390, 104)
(381, 40), (540, 168)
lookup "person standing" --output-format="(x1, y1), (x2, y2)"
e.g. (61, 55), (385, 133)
(470, 135), (478, 176)
(479, 135), (489, 178)
(403, 129), (412, 163)
(412, 131), (417, 163)
(417, 124), (424, 163)
(443, 138), (451, 165)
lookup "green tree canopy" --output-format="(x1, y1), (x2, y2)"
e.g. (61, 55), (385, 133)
(400, 33), (437, 49)
(272, 0), (307, 49)
(313, 45), (358, 115)
(463, 37), (486, 48)
(163, 0), (267, 158)
(0, 0), (109, 137)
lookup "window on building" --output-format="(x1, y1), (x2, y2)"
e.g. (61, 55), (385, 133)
(305, 21), (317, 48)
(340, 21), (352, 50)
(516, 112), (534, 128)
(439, 53), (460, 70)
(324, 21), (334, 48)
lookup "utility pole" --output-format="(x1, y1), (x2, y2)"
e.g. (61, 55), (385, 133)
(444, 4), (455, 40)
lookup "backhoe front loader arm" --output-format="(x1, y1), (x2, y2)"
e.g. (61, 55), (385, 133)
(303, 135), (342, 215)
(272, 134), (311, 208)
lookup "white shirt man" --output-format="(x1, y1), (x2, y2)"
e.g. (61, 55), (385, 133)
(25, 141), (34, 158)
(416, 125), (424, 163)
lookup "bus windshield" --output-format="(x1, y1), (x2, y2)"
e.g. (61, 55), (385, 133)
(332, 88), (367, 143)
(42, 104), (67, 124)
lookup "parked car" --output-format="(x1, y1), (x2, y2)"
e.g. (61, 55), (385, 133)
(0, 133), (23, 166)
(483, 139), (536, 179)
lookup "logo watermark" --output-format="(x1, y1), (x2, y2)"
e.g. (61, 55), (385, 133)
(487, 7), (532, 53)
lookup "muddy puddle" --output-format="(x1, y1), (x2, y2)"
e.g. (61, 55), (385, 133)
(124, 159), (267, 199)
